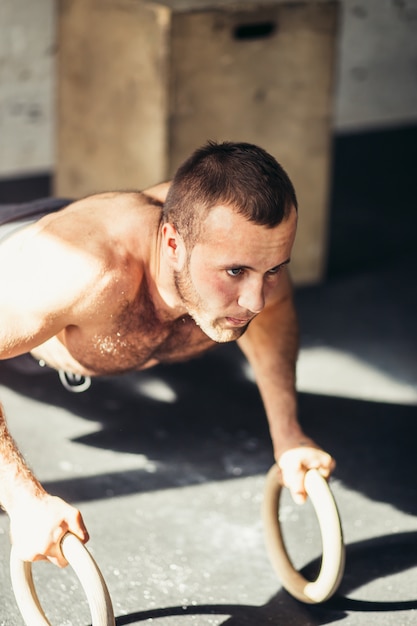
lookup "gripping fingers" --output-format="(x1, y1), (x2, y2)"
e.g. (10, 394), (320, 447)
(278, 447), (335, 504)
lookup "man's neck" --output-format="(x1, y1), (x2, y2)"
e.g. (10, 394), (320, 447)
(147, 222), (187, 322)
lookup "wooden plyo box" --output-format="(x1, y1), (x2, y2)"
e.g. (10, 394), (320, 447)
(56, 0), (339, 284)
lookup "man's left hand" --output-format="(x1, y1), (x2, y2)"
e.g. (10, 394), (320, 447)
(277, 446), (336, 504)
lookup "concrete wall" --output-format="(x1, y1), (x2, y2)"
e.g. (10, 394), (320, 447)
(335, 0), (417, 131)
(0, 0), (55, 177)
(0, 0), (416, 178)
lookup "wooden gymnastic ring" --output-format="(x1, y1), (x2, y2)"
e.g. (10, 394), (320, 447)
(262, 465), (345, 603)
(10, 533), (115, 626)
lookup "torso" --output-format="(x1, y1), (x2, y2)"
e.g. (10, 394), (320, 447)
(25, 192), (217, 376)
(32, 282), (215, 376)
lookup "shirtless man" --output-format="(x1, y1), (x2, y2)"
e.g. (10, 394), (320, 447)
(0, 141), (334, 567)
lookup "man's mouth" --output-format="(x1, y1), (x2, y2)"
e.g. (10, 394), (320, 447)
(225, 316), (252, 327)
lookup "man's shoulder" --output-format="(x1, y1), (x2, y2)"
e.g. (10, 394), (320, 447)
(42, 190), (160, 234)
(4, 191), (154, 297)
(68, 189), (160, 211)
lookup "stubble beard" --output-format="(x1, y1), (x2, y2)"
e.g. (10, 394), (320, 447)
(173, 268), (247, 343)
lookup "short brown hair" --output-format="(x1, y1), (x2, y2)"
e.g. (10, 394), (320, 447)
(163, 141), (297, 246)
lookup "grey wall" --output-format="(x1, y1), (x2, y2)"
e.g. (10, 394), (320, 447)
(0, 0), (416, 178)
(0, 0), (55, 177)
(335, 0), (417, 131)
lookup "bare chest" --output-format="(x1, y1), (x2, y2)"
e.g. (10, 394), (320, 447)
(32, 276), (216, 376)
(69, 313), (214, 375)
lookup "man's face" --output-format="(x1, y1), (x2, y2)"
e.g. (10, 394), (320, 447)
(174, 204), (297, 342)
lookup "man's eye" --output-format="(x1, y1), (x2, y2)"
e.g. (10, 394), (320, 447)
(227, 268), (243, 277)
(268, 266), (282, 276)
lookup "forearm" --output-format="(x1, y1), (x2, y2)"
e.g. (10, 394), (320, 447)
(238, 289), (335, 502)
(238, 267), (320, 459)
(238, 269), (335, 501)
(0, 403), (46, 513)
(0, 403), (89, 564)
(238, 290), (307, 459)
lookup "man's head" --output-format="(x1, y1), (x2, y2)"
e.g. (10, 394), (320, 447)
(161, 141), (298, 343)
(163, 140), (297, 249)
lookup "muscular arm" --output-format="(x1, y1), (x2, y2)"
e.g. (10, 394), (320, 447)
(0, 218), (108, 563)
(237, 268), (334, 502)
(0, 405), (88, 566)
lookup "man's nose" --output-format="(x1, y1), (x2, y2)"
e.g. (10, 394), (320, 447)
(238, 279), (265, 314)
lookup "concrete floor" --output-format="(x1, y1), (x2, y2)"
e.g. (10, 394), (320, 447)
(0, 250), (416, 626)
(1, 124), (417, 625)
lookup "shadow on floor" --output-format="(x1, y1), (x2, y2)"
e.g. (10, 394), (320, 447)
(113, 531), (417, 625)
(1, 342), (416, 517)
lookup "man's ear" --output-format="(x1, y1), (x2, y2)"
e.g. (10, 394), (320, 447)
(161, 223), (186, 268)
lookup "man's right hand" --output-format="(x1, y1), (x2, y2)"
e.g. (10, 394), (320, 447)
(9, 493), (89, 567)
